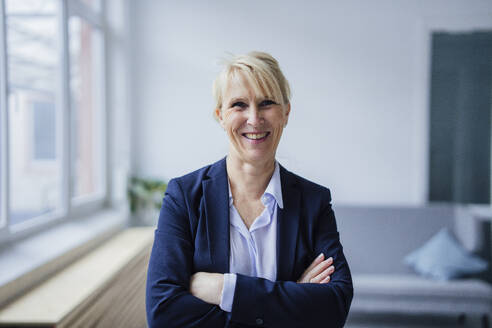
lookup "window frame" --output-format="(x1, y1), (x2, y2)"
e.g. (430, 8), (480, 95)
(67, 6), (107, 209)
(0, 0), (109, 244)
(0, 0), (8, 239)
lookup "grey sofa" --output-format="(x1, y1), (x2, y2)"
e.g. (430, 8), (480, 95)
(335, 204), (492, 327)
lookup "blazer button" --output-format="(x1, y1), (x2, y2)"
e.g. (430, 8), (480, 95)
(256, 318), (264, 325)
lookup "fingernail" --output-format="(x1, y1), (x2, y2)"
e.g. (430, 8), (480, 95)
(317, 253), (324, 260)
(328, 257), (333, 262)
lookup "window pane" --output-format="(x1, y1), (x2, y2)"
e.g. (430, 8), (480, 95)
(6, 0), (63, 226)
(0, 86), (3, 230)
(69, 17), (104, 200)
(0, 115), (2, 228)
(33, 101), (56, 160)
(80, 0), (101, 12)
(0, 23), (3, 229)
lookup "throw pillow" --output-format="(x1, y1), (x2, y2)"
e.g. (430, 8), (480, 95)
(403, 227), (488, 280)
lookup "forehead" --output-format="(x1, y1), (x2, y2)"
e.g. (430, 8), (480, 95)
(222, 71), (266, 102)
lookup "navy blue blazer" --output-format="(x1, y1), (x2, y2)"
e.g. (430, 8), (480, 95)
(146, 157), (353, 328)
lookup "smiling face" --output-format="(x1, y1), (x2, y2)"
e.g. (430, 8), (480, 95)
(215, 72), (290, 166)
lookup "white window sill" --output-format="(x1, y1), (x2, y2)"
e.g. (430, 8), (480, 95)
(0, 208), (129, 308)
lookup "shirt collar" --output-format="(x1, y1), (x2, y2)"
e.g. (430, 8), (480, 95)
(228, 161), (284, 209)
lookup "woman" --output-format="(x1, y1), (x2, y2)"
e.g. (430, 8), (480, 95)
(146, 52), (353, 328)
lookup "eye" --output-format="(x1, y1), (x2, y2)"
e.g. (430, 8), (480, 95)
(259, 99), (277, 107)
(231, 101), (247, 109)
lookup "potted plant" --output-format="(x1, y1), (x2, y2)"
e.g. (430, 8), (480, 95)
(128, 177), (167, 226)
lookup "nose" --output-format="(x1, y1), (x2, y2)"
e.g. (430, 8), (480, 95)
(246, 105), (263, 127)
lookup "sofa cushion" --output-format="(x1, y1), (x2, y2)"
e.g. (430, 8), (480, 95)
(403, 228), (488, 280)
(351, 274), (492, 315)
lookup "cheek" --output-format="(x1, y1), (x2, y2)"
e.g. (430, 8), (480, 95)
(220, 112), (232, 130)
(224, 114), (244, 133)
(270, 114), (287, 131)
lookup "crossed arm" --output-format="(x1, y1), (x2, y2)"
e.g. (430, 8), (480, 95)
(190, 253), (336, 306)
(146, 179), (353, 328)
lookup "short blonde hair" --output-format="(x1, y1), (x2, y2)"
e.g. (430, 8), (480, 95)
(212, 51), (291, 120)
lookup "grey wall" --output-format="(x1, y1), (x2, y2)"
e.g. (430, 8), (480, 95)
(334, 204), (456, 274)
(129, 0), (492, 206)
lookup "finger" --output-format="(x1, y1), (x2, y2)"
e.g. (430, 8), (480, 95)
(311, 265), (335, 283)
(306, 258), (333, 281)
(310, 265), (335, 283)
(320, 275), (331, 283)
(305, 253), (325, 274)
(298, 253), (325, 282)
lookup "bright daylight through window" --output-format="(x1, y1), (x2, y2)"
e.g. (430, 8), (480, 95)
(69, 16), (104, 201)
(6, 0), (63, 227)
(0, 0), (106, 239)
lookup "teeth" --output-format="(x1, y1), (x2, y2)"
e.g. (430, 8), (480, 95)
(245, 133), (268, 140)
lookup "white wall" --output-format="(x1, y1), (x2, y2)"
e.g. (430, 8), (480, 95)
(129, 0), (492, 206)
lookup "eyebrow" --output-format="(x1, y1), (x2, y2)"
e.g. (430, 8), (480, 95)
(227, 97), (247, 106)
(226, 96), (274, 107)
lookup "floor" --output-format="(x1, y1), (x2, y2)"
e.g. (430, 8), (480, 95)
(345, 313), (487, 328)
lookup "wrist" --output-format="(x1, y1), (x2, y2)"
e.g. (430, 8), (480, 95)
(216, 273), (224, 305)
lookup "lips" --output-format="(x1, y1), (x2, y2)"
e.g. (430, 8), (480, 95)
(242, 132), (270, 140)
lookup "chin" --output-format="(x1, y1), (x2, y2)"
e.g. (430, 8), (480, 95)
(241, 152), (275, 164)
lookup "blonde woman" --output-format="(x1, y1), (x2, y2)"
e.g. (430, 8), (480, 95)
(146, 52), (353, 328)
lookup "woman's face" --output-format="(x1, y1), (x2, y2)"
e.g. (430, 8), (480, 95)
(215, 73), (290, 165)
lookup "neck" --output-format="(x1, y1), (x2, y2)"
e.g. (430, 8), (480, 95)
(226, 154), (275, 200)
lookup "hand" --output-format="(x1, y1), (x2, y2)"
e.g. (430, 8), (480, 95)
(190, 272), (224, 305)
(297, 253), (335, 284)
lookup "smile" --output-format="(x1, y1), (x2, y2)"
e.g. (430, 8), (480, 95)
(242, 132), (270, 140)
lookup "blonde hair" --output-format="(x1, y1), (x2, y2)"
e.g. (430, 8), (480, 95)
(212, 51), (291, 120)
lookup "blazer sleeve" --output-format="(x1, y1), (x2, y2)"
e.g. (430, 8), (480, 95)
(145, 179), (228, 328)
(229, 189), (353, 328)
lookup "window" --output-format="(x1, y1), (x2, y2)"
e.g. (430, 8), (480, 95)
(0, 0), (5, 231)
(0, 0), (107, 239)
(69, 16), (105, 201)
(6, 0), (63, 228)
(80, 0), (101, 12)
(33, 101), (56, 160)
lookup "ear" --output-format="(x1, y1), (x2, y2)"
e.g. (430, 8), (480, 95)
(283, 103), (291, 127)
(215, 108), (225, 128)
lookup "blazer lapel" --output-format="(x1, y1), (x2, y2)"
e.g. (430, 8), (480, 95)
(202, 157), (230, 273)
(276, 165), (301, 281)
